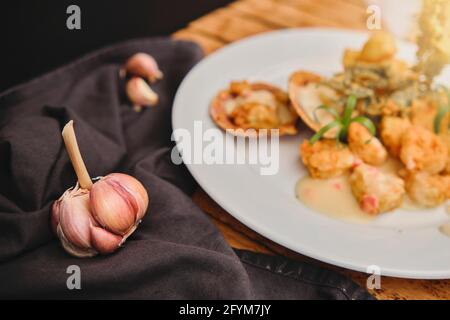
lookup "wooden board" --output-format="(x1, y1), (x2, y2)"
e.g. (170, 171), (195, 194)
(173, 0), (450, 300)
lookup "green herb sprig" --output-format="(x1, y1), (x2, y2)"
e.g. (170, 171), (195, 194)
(433, 87), (450, 134)
(310, 95), (376, 144)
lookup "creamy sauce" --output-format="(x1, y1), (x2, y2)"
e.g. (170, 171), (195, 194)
(295, 158), (422, 224)
(296, 174), (372, 223)
(441, 206), (450, 238)
(439, 223), (450, 238)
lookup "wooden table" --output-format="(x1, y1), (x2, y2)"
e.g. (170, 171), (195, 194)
(173, 0), (450, 300)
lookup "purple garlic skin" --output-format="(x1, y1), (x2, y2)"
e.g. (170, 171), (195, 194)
(51, 173), (149, 258)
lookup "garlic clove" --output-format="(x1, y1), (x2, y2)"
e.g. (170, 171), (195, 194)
(108, 173), (149, 222)
(126, 77), (159, 109)
(89, 173), (149, 236)
(51, 201), (61, 234)
(57, 224), (98, 258)
(90, 176), (138, 235)
(57, 190), (93, 249)
(124, 52), (163, 83)
(90, 224), (123, 254)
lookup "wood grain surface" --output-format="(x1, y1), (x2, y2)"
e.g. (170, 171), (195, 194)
(173, 0), (450, 300)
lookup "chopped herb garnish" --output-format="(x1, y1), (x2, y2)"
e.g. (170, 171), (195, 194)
(310, 95), (376, 144)
(433, 87), (450, 134)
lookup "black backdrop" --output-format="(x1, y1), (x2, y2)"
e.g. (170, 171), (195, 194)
(1, 0), (231, 91)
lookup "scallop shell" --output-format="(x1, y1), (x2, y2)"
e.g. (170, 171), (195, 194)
(288, 71), (337, 139)
(210, 82), (298, 137)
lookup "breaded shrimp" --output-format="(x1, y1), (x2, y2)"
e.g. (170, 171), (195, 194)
(444, 175), (450, 199)
(399, 126), (448, 174)
(441, 133), (450, 174)
(402, 171), (448, 207)
(410, 99), (437, 132)
(300, 140), (355, 179)
(348, 122), (388, 166)
(380, 116), (411, 157)
(349, 164), (405, 215)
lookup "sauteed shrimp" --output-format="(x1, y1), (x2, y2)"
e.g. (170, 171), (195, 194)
(400, 126), (448, 174)
(348, 122), (387, 166)
(300, 140), (355, 179)
(349, 164), (405, 215)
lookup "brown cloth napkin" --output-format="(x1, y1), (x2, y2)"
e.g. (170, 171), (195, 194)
(0, 38), (373, 299)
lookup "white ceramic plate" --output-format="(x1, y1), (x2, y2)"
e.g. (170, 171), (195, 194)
(172, 28), (450, 279)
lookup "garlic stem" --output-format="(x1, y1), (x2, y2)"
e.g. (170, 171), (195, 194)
(62, 120), (93, 190)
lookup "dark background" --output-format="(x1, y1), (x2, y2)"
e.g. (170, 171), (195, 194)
(1, 0), (231, 91)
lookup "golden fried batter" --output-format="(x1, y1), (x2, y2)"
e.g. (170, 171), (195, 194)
(441, 133), (450, 174)
(231, 102), (279, 130)
(400, 126), (448, 174)
(380, 116), (411, 157)
(349, 164), (405, 215)
(445, 175), (450, 199)
(359, 32), (397, 63)
(410, 99), (437, 132)
(348, 122), (388, 166)
(300, 140), (355, 179)
(403, 171), (448, 207)
(229, 81), (252, 96)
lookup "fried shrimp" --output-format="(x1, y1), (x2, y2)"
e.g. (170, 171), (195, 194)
(402, 171), (448, 207)
(410, 99), (437, 132)
(441, 133), (450, 174)
(300, 140), (355, 179)
(399, 126), (448, 174)
(380, 116), (411, 157)
(348, 122), (388, 166)
(349, 164), (405, 215)
(445, 175), (450, 199)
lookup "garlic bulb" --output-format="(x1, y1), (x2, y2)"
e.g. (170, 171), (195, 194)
(126, 77), (159, 112)
(123, 52), (163, 83)
(51, 121), (149, 258)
